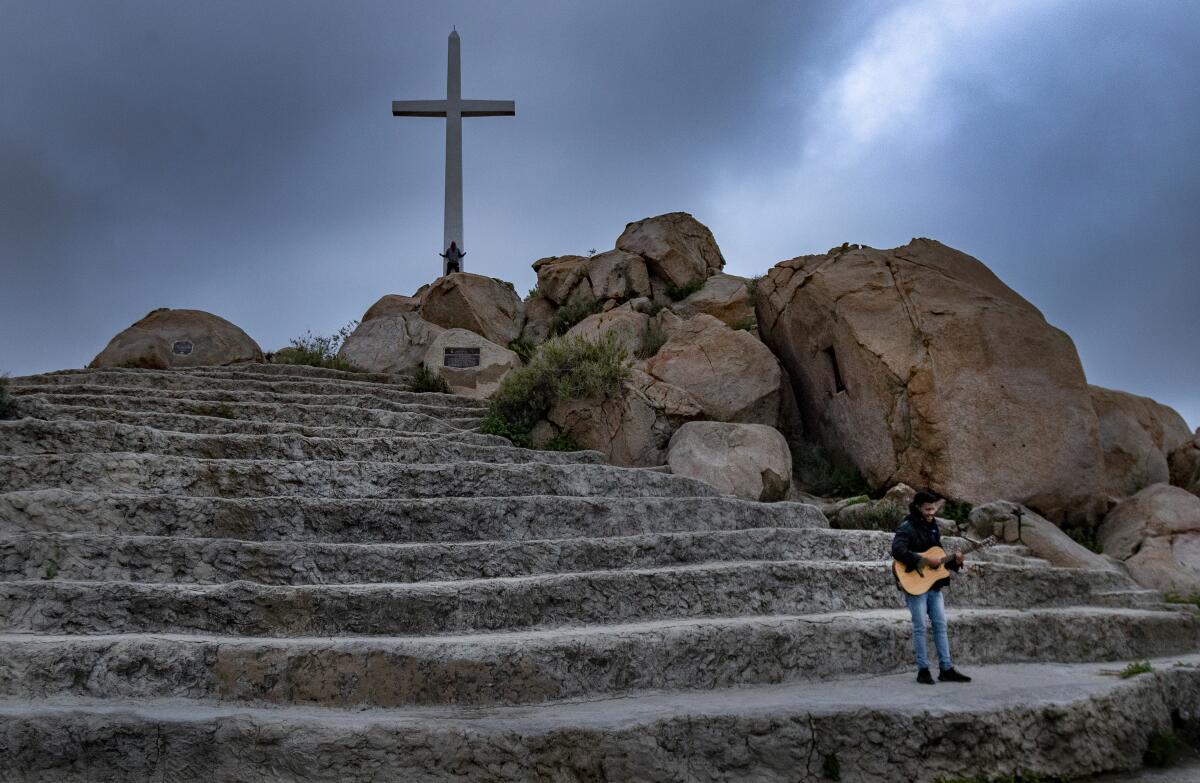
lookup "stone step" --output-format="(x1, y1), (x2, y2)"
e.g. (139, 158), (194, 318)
(16, 393), (485, 432)
(1, 656), (1196, 781)
(0, 528), (890, 585)
(0, 453), (718, 499)
(0, 418), (603, 466)
(13, 369), (490, 410)
(0, 608), (1193, 709)
(33, 362), (402, 386)
(0, 561), (1138, 637)
(12, 403), (497, 442)
(0, 490), (828, 542)
(11, 383), (484, 419)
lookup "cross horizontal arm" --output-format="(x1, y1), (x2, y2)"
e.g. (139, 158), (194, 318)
(459, 99), (515, 117)
(392, 100), (450, 117)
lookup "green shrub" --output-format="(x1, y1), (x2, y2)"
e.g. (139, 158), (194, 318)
(481, 414), (532, 448)
(1144, 729), (1182, 767)
(792, 442), (871, 498)
(487, 333), (629, 446)
(407, 365), (450, 394)
(731, 317), (757, 332)
(665, 278), (704, 301)
(508, 336), (540, 364)
(1062, 523), (1103, 554)
(271, 321), (363, 372)
(0, 376), (17, 420)
(550, 296), (602, 336)
(1164, 591), (1200, 609)
(542, 433), (582, 452)
(744, 275), (762, 307)
(940, 500), (974, 526)
(636, 321), (667, 359)
(527, 285), (541, 299)
(1119, 660), (1153, 679)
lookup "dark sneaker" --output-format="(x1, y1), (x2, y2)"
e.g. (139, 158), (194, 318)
(938, 667), (972, 683)
(917, 668), (935, 685)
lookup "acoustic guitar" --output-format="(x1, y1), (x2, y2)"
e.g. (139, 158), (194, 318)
(892, 536), (998, 596)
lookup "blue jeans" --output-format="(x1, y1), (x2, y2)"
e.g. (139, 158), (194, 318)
(905, 590), (952, 671)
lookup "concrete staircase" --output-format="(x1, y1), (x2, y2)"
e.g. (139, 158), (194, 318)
(1, 364), (1197, 781)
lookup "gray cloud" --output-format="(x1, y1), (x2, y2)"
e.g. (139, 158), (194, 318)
(1, 0), (1196, 427)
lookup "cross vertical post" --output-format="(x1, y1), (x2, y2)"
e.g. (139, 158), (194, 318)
(392, 31), (516, 277)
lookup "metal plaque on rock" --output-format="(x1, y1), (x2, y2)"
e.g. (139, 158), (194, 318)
(444, 347), (481, 368)
(172, 340), (194, 356)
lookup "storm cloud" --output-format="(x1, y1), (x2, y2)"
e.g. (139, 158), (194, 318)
(1, 0), (1197, 426)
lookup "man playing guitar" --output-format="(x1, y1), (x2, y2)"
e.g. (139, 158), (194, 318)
(891, 490), (974, 685)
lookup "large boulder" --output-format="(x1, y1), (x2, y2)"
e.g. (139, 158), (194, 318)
(519, 294), (556, 345)
(587, 250), (651, 302)
(643, 314), (782, 425)
(90, 308), (262, 369)
(757, 240), (1104, 522)
(1170, 428), (1200, 497)
(420, 273), (524, 346)
(421, 329), (520, 400)
(362, 294), (422, 322)
(532, 256), (591, 306)
(616, 212), (725, 288)
(564, 308), (649, 360)
(1098, 484), (1200, 592)
(667, 421), (792, 502)
(673, 273), (756, 329)
(1090, 385), (1192, 499)
(338, 311), (444, 375)
(548, 369), (702, 466)
(967, 501), (1121, 573)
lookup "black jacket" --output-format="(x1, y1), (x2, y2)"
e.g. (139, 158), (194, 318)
(891, 513), (961, 592)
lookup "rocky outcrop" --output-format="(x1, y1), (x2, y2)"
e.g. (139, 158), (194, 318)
(1098, 484), (1200, 592)
(548, 369), (702, 466)
(757, 239), (1104, 523)
(565, 309), (649, 360)
(673, 273), (756, 329)
(532, 256), (592, 306)
(644, 314), (781, 426)
(1090, 385), (1192, 499)
(587, 250), (651, 302)
(337, 312), (444, 376)
(519, 294), (556, 345)
(1170, 428), (1200, 497)
(420, 273), (524, 346)
(90, 308), (262, 370)
(616, 212), (725, 288)
(422, 329), (520, 400)
(968, 501), (1121, 573)
(667, 421), (791, 501)
(362, 295), (422, 322)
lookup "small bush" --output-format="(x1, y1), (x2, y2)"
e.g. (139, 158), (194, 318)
(1119, 660), (1153, 679)
(550, 296), (602, 336)
(636, 322), (667, 360)
(1164, 592), (1200, 609)
(0, 376), (17, 420)
(487, 333), (629, 445)
(731, 317), (757, 332)
(508, 336), (540, 364)
(665, 278), (704, 301)
(408, 365), (450, 394)
(940, 500), (974, 526)
(1062, 523), (1103, 554)
(527, 284), (541, 299)
(792, 442), (871, 498)
(271, 321), (362, 372)
(744, 275), (762, 307)
(481, 413), (532, 448)
(1144, 729), (1182, 767)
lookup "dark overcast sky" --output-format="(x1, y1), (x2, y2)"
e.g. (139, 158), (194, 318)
(2, 0), (1197, 427)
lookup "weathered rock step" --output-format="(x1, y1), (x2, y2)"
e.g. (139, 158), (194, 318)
(0, 528), (893, 585)
(17, 394), (485, 433)
(1, 657), (1196, 782)
(12, 384), (483, 420)
(34, 362), (401, 386)
(11, 404), (498, 443)
(1, 609), (1193, 709)
(0, 561), (1138, 637)
(0, 419), (604, 466)
(13, 370), (489, 409)
(0, 453), (718, 499)
(0, 490), (828, 543)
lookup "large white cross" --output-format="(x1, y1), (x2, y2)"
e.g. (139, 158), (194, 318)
(392, 30), (515, 276)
